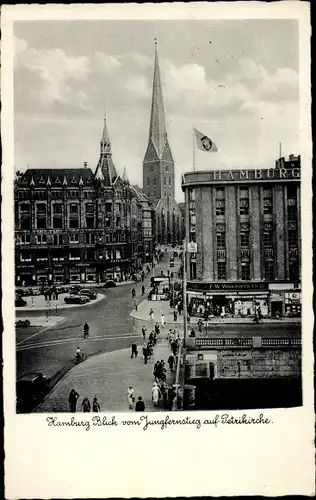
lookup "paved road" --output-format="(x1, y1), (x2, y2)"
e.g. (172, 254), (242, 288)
(16, 255), (175, 379)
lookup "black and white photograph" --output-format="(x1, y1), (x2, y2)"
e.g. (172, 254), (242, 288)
(13, 15), (304, 414)
(2, 2), (314, 498)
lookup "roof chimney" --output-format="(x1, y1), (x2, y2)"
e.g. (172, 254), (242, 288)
(83, 162), (88, 168)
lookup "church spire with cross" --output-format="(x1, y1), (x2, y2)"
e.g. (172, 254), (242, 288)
(95, 112), (118, 186)
(143, 39), (174, 202)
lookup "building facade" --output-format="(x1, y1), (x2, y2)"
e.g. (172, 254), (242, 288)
(143, 44), (183, 244)
(181, 155), (301, 318)
(15, 117), (154, 286)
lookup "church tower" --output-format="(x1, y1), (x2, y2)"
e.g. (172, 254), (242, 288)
(143, 42), (174, 203)
(94, 113), (118, 186)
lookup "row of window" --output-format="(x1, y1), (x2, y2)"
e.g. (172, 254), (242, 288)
(18, 231), (129, 245)
(19, 249), (123, 262)
(146, 177), (172, 187)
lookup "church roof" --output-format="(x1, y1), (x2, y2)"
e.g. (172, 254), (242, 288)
(17, 168), (95, 187)
(94, 113), (118, 186)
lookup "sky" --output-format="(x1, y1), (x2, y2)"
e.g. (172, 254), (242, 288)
(14, 19), (299, 202)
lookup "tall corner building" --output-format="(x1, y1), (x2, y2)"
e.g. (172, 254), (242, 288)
(143, 44), (183, 245)
(181, 155), (301, 318)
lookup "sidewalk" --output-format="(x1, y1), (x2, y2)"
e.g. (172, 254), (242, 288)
(34, 337), (176, 413)
(131, 298), (300, 327)
(15, 292), (106, 313)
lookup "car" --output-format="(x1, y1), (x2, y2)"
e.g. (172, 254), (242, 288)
(15, 296), (27, 307)
(15, 319), (31, 328)
(30, 287), (41, 296)
(16, 372), (49, 413)
(15, 288), (25, 297)
(103, 280), (117, 288)
(56, 286), (68, 294)
(70, 285), (82, 294)
(64, 295), (88, 304)
(79, 289), (97, 300)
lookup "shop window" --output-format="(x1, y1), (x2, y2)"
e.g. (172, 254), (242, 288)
(288, 229), (297, 247)
(240, 232), (249, 247)
(69, 218), (79, 229)
(264, 261), (275, 281)
(239, 199), (249, 215)
(21, 218), (31, 230)
(241, 262), (250, 280)
(195, 363), (208, 377)
(20, 250), (31, 262)
(263, 231), (273, 247)
(215, 200), (225, 216)
(217, 261), (226, 280)
(263, 198), (273, 214)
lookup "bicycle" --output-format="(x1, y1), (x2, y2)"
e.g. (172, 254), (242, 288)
(75, 351), (87, 364)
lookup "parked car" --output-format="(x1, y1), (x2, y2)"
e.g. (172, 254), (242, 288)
(16, 372), (49, 413)
(55, 286), (68, 294)
(30, 287), (41, 296)
(103, 280), (117, 288)
(15, 319), (31, 328)
(79, 289), (97, 300)
(64, 295), (88, 304)
(15, 296), (27, 307)
(15, 289), (25, 297)
(70, 285), (82, 295)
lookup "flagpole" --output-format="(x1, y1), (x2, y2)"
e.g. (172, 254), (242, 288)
(279, 141), (282, 159)
(192, 127), (196, 171)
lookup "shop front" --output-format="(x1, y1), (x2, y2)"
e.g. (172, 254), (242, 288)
(150, 275), (171, 301)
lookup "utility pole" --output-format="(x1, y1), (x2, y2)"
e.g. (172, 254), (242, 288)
(183, 238), (188, 346)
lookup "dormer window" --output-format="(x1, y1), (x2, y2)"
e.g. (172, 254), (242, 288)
(39, 176), (45, 184)
(71, 176), (77, 184)
(54, 176), (61, 184)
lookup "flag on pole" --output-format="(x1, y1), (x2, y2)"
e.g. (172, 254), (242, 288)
(194, 128), (218, 152)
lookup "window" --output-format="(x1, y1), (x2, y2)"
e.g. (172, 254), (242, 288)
(86, 250), (95, 261)
(263, 198), (273, 215)
(216, 187), (225, 199)
(264, 261), (275, 281)
(21, 218), (31, 230)
(287, 186), (297, 200)
(239, 198), (249, 215)
(240, 232), (249, 247)
(263, 188), (273, 198)
(169, 177), (172, 187)
(195, 363), (208, 377)
(288, 205), (297, 221)
(85, 233), (95, 245)
(164, 177), (166, 186)
(241, 262), (250, 280)
(165, 166), (168, 172)
(86, 216), (94, 229)
(217, 261), (226, 280)
(85, 203), (94, 214)
(53, 203), (62, 214)
(189, 189), (195, 202)
(147, 178), (150, 186)
(115, 250), (121, 260)
(69, 233), (79, 244)
(190, 261), (197, 280)
(36, 203), (46, 214)
(37, 217), (47, 229)
(69, 250), (80, 261)
(20, 203), (30, 213)
(20, 234), (31, 244)
(105, 216), (112, 227)
(240, 187), (249, 198)
(53, 217), (63, 229)
(20, 250), (31, 262)
(216, 200), (225, 216)
(36, 234), (47, 244)
(289, 261), (299, 281)
(69, 218), (79, 229)
(69, 204), (79, 214)
(105, 203), (112, 212)
(288, 229), (297, 247)
(263, 231), (273, 247)
(216, 233), (226, 248)
(53, 234), (64, 246)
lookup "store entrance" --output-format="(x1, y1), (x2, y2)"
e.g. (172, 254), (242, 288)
(212, 295), (229, 316)
(271, 301), (283, 317)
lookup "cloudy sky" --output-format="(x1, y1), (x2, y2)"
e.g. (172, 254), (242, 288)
(14, 19), (299, 201)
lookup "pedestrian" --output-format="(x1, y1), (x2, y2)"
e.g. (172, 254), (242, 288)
(149, 308), (154, 321)
(132, 288), (136, 299)
(152, 382), (161, 407)
(155, 323), (160, 335)
(173, 310), (178, 322)
(135, 396), (145, 412)
(92, 397), (101, 412)
(142, 326), (146, 340)
(135, 302), (138, 311)
(149, 331), (154, 344)
(160, 380), (168, 408)
(127, 386), (135, 410)
(81, 397), (91, 412)
(55, 290), (59, 300)
(142, 285), (145, 295)
(143, 344), (148, 365)
(48, 289), (52, 301)
(161, 314), (165, 328)
(197, 319), (203, 332)
(68, 388), (79, 413)
(167, 385), (176, 411)
(131, 341), (138, 359)
(168, 355), (175, 372)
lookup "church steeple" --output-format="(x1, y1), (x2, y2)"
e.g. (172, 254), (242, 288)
(94, 112), (118, 186)
(148, 40), (167, 158)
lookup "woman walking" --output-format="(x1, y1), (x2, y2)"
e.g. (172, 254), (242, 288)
(68, 388), (79, 413)
(152, 382), (161, 408)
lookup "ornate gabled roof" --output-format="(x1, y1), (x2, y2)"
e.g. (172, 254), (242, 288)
(16, 168), (95, 187)
(94, 113), (118, 186)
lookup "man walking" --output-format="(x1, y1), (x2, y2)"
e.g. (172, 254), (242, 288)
(131, 341), (138, 359)
(135, 396), (145, 412)
(161, 314), (165, 329)
(142, 326), (146, 341)
(168, 354), (175, 372)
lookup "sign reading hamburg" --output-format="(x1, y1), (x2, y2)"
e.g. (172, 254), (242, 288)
(183, 167), (300, 184)
(187, 282), (269, 292)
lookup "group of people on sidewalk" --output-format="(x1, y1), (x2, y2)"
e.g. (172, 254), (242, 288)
(68, 389), (101, 413)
